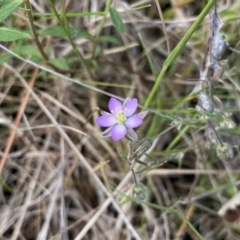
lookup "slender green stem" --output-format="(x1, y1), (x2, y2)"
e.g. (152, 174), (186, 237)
(207, 120), (224, 146)
(25, 0), (72, 74)
(144, 0), (217, 108)
(91, 0), (113, 59)
(138, 33), (156, 78)
(166, 125), (189, 151)
(135, 159), (148, 166)
(131, 168), (138, 185)
(25, 0), (49, 61)
(47, 0), (93, 78)
(132, 198), (206, 240)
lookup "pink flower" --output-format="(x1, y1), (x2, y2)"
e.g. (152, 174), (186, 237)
(96, 97), (148, 141)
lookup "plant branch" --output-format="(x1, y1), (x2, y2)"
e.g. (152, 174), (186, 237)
(25, 0), (73, 74)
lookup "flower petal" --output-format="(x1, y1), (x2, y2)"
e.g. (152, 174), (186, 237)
(136, 110), (148, 119)
(122, 97), (130, 108)
(123, 98), (138, 117)
(125, 115), (142, 128)
(101, 127), (113, 138)
(125, 128), (138, 141)
(100, 110), (111, 116)
(111, 124), (127, 141)
(96, 115), (116, 127)
(108, 98), (123, 115)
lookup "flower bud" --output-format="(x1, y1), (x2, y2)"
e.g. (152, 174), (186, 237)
(132, 182), (147, 200)
(216, 142), (233, 161)
(117, 185), (132, 205)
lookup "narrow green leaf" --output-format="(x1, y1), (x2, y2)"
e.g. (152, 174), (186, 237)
(38, 26), (76, 37)
(91, 59), (103, 71)
(109, 7), (124, 33)
(49, 58), (70, 71)
(99, 35), (121, 45)
(94, 45), (101, 58)
(75, 31), (94, 40)
(0, 28), (31, 42)
(0, 0), (24, 22)
(19, 45), (43, 62)
(144, 0), (217, 107)
(62, 11), (71, 36)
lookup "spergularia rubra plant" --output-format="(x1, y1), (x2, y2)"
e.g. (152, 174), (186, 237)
(96, 97), (148, 141)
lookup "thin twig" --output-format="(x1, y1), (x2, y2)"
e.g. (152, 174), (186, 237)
(0, 68), (38, 174)
(154, 0), (170, 55)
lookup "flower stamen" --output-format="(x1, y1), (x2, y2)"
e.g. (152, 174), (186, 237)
(116, 112), (126, 124)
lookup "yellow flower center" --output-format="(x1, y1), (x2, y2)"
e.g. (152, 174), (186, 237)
(116, 112), (126, 124)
